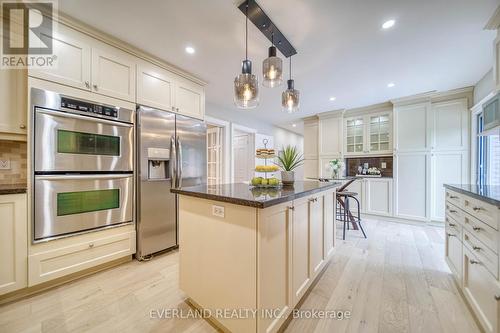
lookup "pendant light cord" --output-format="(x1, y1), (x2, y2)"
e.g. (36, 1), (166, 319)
(289, 56), (292, 80)
(245, 0), (248, 61)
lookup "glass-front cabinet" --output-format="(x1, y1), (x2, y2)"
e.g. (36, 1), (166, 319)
(344, 112), (392, 156)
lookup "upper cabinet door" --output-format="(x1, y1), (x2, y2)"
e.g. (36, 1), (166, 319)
(319, 116), (342, 156)
(367, 113), (392, 154)
(91, 46), (136, 102)
(494, 34), (500, 92)
(344, 116), (365, 155)
(175, 77), (205, 120)
(303, 122), (319, 159)
(431, 99), (468, 151)
(0, 69), (27, 136)
(136, 62), (175, 112)
(394, 103), (431, 153)
(29, 22), (91, 91)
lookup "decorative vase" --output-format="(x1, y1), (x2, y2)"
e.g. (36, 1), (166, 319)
(331, 169), (339, 179)
(281, 171), (295, 185)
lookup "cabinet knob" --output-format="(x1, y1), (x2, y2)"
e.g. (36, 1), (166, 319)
(89, 243), (94, 248)
(93, 84), (98, 90)
(85, 81), (90, 88)
(19, 124), (26, 129)
(472, 226), (481, 232)
(472, 207), (481, 211)
(472, 246), (481, 251)
(469, 259), (480, 265)
(288, 206), (295, 211)
(176, 107), (180, 112)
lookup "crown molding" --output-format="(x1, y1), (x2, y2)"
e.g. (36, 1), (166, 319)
(485, 5), (500, 30)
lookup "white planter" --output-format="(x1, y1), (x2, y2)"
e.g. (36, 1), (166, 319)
(281, 171), (295, 185)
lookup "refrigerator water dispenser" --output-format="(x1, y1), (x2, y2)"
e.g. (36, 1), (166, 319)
(147, 148), (170, 180)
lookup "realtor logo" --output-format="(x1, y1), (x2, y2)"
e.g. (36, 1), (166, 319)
(1, 0), (57, 68)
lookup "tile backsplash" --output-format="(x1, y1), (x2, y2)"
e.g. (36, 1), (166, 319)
(0, 140), (27, 185)
(346, 156), (393, 177)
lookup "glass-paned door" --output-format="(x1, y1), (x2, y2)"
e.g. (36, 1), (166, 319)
(369, 114), (390, 152)
(207, 127), (223, 185)
(346, 117), (364, 153)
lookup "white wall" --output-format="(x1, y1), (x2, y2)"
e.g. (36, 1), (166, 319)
(273, 127), (305, 181)
(474, 69), (494, 104)
(206, 102), (274, 135)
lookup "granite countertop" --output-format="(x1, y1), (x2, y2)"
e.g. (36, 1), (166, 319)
(444, 184), (500, 207)
(171, 181), (342, 208)
(0, 183), (27, 195)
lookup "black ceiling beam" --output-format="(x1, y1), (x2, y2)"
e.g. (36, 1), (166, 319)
(238, 0), (297, 58)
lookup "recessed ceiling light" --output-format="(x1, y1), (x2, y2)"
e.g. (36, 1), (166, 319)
(292, 124), (297, 127)
(387, 82), (395, 88)
(185, 46), (195, 54)
(382, 19), (395, 29)
(329, 97), (336, 101)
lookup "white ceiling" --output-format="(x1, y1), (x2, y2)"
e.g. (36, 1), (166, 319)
(59, 0), (498, 134)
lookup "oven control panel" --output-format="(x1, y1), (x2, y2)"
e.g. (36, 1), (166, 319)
(61, 97), (118, 118)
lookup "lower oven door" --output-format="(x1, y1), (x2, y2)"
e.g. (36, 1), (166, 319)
(34, 174), (133, 241)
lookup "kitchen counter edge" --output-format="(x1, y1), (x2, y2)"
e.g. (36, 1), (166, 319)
(444, 184), (500, 207)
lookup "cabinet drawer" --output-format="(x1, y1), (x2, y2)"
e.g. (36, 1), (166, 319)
(445, 202), (462, 222)
(29, 230), (135, 286)
(445, 190), (462, 207)
(462, 196), (499, 231)
(463, 231), (498, 279)
(463, 248), (500, 333)
(462, 213), (498, 254)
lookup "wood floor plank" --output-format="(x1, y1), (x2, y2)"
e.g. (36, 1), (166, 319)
(0, 220), (480, 333)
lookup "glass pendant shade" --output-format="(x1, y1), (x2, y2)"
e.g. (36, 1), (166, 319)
(234, 60), (259, 109)
(262, 46), (283, 88)
(282, 79), (299, 113)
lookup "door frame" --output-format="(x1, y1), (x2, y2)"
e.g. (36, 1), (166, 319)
(231, 123), (256, 183)
(205, 116), (230, 184)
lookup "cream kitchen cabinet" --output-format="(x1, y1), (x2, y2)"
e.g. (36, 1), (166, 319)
(91, 44), (136, 102)
(0, 194), (27, 296)
(291, 196), (310, 304)
(304, 159), (319, 179)
(304, 121), (319, 159)
(29, 21), (136, 102)
(343, 178), (366, 214)
(344, 112), (392, 156)
(431, 99), (469, 151)
(136, 62), (205, 119)
(394, 102), (432, 153)
(495, 32), (500, 92)
(364, 178), (393, 216)
(308, 195), (325, 278)
(29, 21), (92, 91)
(0, 68), (27, 139)
(394, 152), (430, 221)
(319, 115), (343, 156)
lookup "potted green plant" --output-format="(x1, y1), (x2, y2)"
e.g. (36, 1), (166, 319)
(276, 145), (304, 185)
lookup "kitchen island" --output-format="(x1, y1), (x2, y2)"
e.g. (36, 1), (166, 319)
(171, 181), (341, 333)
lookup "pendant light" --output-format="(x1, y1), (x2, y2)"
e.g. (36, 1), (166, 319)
(262, 33), (283, 87)
(282, 56), (299, 113)
(234, 0), (259, 109)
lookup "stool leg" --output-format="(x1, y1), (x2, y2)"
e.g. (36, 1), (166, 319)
(343, 199), (347, 240)
(346, 198), (350, 230)
(357, 199), (367, 239)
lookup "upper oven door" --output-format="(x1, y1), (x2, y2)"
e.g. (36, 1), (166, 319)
(34, 108), (134, 172)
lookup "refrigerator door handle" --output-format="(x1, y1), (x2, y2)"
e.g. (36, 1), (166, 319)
(170, 135), (177, 188)
(176, 136), (183, 188)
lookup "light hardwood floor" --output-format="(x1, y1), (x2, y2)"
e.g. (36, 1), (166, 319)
(0, 219), (480, 333)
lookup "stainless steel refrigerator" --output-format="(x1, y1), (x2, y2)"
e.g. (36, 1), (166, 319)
(136, 106), (207, 259)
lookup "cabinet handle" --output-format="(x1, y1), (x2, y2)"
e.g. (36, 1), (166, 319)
(472, 226), (481, 232)
(448, 209), (457, 213)
(448, 223), (456, 227)
(85, 81), (90, 88)
(288, 206), (295, 211)
(469, 259), (480, 265)
(472, 245), (481, 251)
(495, 295), (500, 301)
(89, 243), (94, 248)
(93, 84), (98, 90)
(19, 124), (26, 129)
(446, 233), (456, 237)
(472, 207), (481, 211)
(309, 197), (317, 203)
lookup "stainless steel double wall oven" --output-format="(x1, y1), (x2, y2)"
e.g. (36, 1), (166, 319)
(31, 88), (134, 241)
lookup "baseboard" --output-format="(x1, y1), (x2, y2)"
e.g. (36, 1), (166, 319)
(361, 213), (445, 227)
(0, 255), (132, 305)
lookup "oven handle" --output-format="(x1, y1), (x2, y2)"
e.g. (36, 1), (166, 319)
(35, 174), (133, 181)
(37, 108), (133, 128)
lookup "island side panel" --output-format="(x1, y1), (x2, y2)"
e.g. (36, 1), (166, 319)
(178, 195), (258, 333)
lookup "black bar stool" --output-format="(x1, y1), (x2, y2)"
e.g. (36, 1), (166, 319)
(336, 191), (367, 240)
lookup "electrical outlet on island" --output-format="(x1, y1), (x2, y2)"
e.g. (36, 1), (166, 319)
(0, 159), (11, 170)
